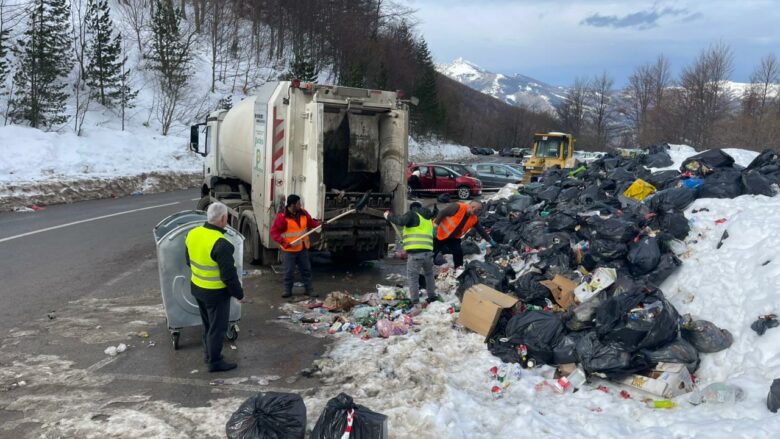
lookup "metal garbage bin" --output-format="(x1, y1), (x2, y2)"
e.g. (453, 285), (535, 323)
(153, 210), (242, 350)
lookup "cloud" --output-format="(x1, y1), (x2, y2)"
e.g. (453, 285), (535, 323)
(580, 7), (698, 30)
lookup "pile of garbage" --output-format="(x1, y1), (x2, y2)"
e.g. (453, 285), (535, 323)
(457, 147), (779, 394)
(275, 270), (460, 340)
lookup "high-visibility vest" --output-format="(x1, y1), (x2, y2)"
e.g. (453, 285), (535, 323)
(403, 213), (434, 251)
(185, 226), (228, 290)
(281, 214), (310, 252)
(436, 202), (478, 240)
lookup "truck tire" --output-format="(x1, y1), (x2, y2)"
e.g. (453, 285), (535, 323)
(196, 195), (211, 211)
(241, 221), (261, 266)
(457, 186), (471, 200)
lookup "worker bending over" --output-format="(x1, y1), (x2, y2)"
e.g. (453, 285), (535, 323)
(434, 200), (495, 268)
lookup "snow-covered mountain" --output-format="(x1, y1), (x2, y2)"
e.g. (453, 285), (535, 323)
(436, 58), (567, 114)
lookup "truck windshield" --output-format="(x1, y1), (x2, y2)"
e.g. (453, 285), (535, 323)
(536, 138), (561, 158)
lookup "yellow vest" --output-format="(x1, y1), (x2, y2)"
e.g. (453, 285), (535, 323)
(403, 213), (434, 251)
(185, 226), (228, 290)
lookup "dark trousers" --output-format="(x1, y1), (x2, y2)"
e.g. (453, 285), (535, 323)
(282, 249), (313, 294)
(192, 290), (230, 365)
(434, 237), (464, 268)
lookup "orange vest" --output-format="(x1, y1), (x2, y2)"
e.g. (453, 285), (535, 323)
(281, 214), (310, 252)
(436, 202), (478, 240)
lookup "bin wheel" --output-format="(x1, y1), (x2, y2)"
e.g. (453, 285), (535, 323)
(226, 324), (239, 341)
(171, 332), (180, 350)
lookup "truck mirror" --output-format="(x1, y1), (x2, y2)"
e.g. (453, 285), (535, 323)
(189, 125), (204, 156)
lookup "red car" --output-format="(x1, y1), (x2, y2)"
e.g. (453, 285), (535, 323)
(407, 163), (482, 200)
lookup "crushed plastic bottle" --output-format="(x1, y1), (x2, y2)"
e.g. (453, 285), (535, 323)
(689, 383), (745, 405)
(628, 301), (663, 322)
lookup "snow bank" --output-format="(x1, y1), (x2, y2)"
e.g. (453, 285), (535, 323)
(409, 138), (473, 162)
(0, 124), (201, 183)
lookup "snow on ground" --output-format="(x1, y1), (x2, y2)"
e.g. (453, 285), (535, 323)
(308, 193), (780, 439)
(0, 124), (200, 183)
(409, 137), (473, 162)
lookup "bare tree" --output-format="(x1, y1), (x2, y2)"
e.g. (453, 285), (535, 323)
(589, 72), (614, 148)
(206, 0), (229, 92)
(116, 0), (150, 55)
(71, 0), (91, 135)
(678, 43), (734, 148)
(557, 77), (589, 141)
(627, 63), (653, 141)
(742, 54), (780, 148)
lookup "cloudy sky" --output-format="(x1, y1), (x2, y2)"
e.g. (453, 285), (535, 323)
(402, 0), (780, 86)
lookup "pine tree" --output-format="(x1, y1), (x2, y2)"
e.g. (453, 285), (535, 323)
(412, 39), (444, 137)
(10, 0), (73, 129)
(148, 0), (192, 135)
(0, 23), (10, 88)
(85, 0), (126, 107)
(284, 49), (319, 83)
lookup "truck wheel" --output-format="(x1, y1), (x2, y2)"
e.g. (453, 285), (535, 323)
(196, 195), (211, 211)
(457, 186), (471, 200)
(241, 222), (260, 265)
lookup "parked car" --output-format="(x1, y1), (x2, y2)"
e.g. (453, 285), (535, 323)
(408, 164), (482, 200)
(433, 162), (477, 178)
(481, 148), (496, 155)
(511, 147), (528, 158)
(473, 163), (525, 188)
(500, 148), (513, 157)
(470, 147), (482, 155)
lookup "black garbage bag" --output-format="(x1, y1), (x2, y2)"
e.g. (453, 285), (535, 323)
(566, 289), (613, 331)
(658, 211), (690, 240)
(579, 184), (606, 204)
(607, 167), (636, 182)
(681, 149), (736, 174)
(461, 239), (481, 256)
(751, 315), (779, 336)
(542, 168), (565, 183)
(642, 253), (681, 286)
(681, 318), (733, 353)
(641, 338), (700, 373)
(768, 379), (780, 413)
(487, 337), (521, 364)
(593, 217), (640, 242)
(508, 194), (534, 212)
(648, 170), (681, 189)
(699, 168), (743, 199)
(627, 236), (661, 276)
(520, 221), (549, 247)
(552, 334), (579, 365)
(226, 392), (307, 439)
(742, 169), (775, 196)
(456, 260), (509, 300)
(310, 393), (387, 439)
(502, 311), (566, 366)
(644, 152), (673, 168)
(547, 212), (578, 232)
(648, 187), (697, 212)
(537, 185), (561, 203)
(591, 239), (628, 261)
(575, 331), (649, 377)
(557, 186), (581, 202)
(595, 289), (680, 352)
(512, 272), (553, 305)
(747, 148), (780, 170)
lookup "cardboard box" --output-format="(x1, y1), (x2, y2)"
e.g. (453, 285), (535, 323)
(541, 275), (578, 310)
(457, 284), (519, 337)
(617, 362), (694, 398)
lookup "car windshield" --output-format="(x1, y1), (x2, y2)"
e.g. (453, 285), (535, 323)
(536, 138), (561, 158)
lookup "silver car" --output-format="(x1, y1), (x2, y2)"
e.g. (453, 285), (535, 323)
(473, 163), (525, 188)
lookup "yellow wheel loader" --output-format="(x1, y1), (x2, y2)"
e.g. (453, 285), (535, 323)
(522, 132), (578, 183)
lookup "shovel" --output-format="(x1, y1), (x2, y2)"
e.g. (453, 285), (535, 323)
(289, 191), (372, 245)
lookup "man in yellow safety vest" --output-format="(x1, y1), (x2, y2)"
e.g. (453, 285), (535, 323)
(384, 202), (438, 304)
(185, 202), (244, 373)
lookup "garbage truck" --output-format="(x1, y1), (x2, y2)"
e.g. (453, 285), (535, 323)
(188, 81), (409, 265)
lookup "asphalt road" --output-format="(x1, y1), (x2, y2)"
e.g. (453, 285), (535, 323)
(0, 189), (406, 437)
(0, 189), (203, 334)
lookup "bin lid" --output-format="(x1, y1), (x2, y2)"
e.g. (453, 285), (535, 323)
(153, 210), (206, 242)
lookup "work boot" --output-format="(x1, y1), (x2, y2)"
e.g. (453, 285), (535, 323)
(208, 361), (237, 373)
(281, 291), (292, 298)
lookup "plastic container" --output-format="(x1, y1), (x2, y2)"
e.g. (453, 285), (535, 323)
(689, 383), (745, 405)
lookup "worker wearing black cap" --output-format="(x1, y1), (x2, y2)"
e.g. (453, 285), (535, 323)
(270, 194), (320, 298)
(384, 201), (438, 304)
